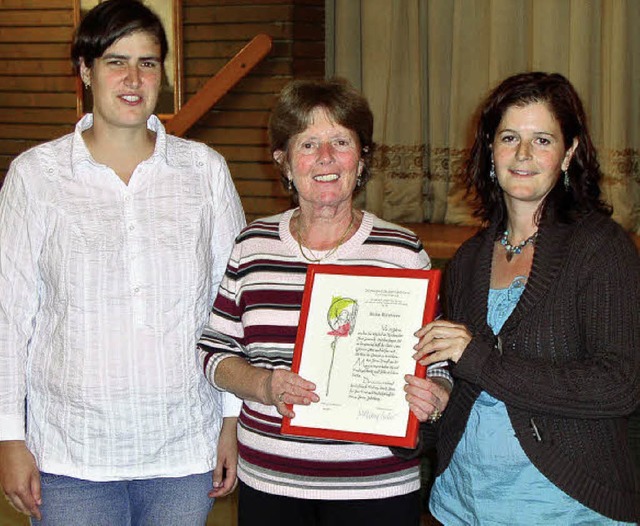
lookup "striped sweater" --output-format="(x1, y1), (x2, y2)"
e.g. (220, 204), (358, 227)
(198, 209), (440, 500)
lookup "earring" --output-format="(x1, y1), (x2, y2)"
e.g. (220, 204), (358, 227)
(489, 157), (496, 182)
(356, 176), (362, 187)
(563, 170), (570, 190)
(287, 177), (293, 191)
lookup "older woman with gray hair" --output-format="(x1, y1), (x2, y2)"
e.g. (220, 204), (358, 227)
(198, 78), (451, 526)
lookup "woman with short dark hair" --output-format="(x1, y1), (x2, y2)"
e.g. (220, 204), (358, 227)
(0, 1), (244, 523)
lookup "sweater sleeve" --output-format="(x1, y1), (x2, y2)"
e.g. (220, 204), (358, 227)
(198, 241), (249, 391)
(453, 221), (640, 418)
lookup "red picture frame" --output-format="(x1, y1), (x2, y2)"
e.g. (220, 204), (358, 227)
(281, 264), (441, 448)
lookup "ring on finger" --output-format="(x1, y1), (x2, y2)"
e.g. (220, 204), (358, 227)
(277, 392), (285, 403)
(428, 407), (442, 423)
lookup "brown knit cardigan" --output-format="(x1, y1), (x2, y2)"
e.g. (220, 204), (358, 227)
(415, 211), (640, 522)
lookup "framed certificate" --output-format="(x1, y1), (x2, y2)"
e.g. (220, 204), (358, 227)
(281, 264), (441, 447)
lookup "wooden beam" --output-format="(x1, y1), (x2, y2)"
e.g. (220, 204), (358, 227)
(165, 33), (272, 137)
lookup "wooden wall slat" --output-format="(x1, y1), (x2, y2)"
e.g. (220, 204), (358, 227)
(0, 43), (71, 59)
(193, 92), (276, 111)
(291, 23), (323, 40)
(292, 6), (323, 23)
(242, 196), (291, 216)
(186, 0), (293, 5)
(187, 127), (266, 145)
(235, 179), (287, 196)
(0, 93), (77, 109)
(185, 74), (287, 93)
(0, 76), (75, 92)
(0, 124), (74, 141)
(186, 0), (321, 4)
(199, 110), (271, 128)
(0, 139), (41, 156)
(293, 41), (324, 57)
(228, 162), (276, 180)
(184, 40), (251, 58)
(197, 143), (271, 163)
(184, 5), (292, 23)
(0, 108), (78, 124)
(0, 27), (73, 42)
(0, 0), (70, 8)
(185, 39), (291, 59)
(0, 10), (74, 26)
(0, 156), (15, 172)
(186, 59), (293, 80)
(292, 59), (324, 76)
(184, 24), (290, 41)
(184, 57), (236, 75)
(225, 76), (290, 93)
(0, 59), (74, 75)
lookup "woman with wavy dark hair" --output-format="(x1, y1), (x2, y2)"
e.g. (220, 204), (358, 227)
(411, 72), (640, 523)
(467, 72), (610, 225)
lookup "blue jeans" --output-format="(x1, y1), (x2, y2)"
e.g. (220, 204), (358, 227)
(32, 471), (214, 526)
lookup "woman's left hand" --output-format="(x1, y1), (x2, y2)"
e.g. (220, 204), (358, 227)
(404, 375), (450, 422)
(413, 320), (472, 365)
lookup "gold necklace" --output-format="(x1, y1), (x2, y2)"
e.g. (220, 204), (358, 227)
(296, 212), (355, 263)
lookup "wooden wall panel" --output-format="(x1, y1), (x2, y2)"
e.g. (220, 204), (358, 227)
(0, 0), (325, 225)
(182, 0), (325, 222)
(0, 0), (76, 184)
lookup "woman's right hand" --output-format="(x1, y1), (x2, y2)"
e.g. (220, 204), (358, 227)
(0, 441), (42, 520)
(404, 375), (451, 423)
(262, 369), (319, 418)
(413, 320), (473, 365)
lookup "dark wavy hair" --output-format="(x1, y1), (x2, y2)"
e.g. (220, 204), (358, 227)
(466, 71), (611, 226)
(268, 78), (375, 195)
(71, 0), (168, 73)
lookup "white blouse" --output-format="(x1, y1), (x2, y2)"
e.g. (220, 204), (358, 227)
(0, 115), (245, 481)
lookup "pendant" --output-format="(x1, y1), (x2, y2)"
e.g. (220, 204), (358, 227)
(500, 230), (538, 263)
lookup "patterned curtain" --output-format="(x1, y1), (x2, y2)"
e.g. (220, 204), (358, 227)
(327, 0), (640, 233)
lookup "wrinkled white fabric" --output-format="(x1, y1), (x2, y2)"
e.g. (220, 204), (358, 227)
(0, 115), (245, 481)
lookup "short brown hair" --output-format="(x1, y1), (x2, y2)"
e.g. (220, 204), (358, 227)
(71, 0), (168, 74)
(268, 78), (375, 193)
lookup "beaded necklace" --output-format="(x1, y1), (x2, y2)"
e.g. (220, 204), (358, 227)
(500, 230), (538, 262)
(296, 212), (355, 263)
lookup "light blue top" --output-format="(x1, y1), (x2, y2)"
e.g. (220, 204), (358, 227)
(429, 276), (632, 525)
